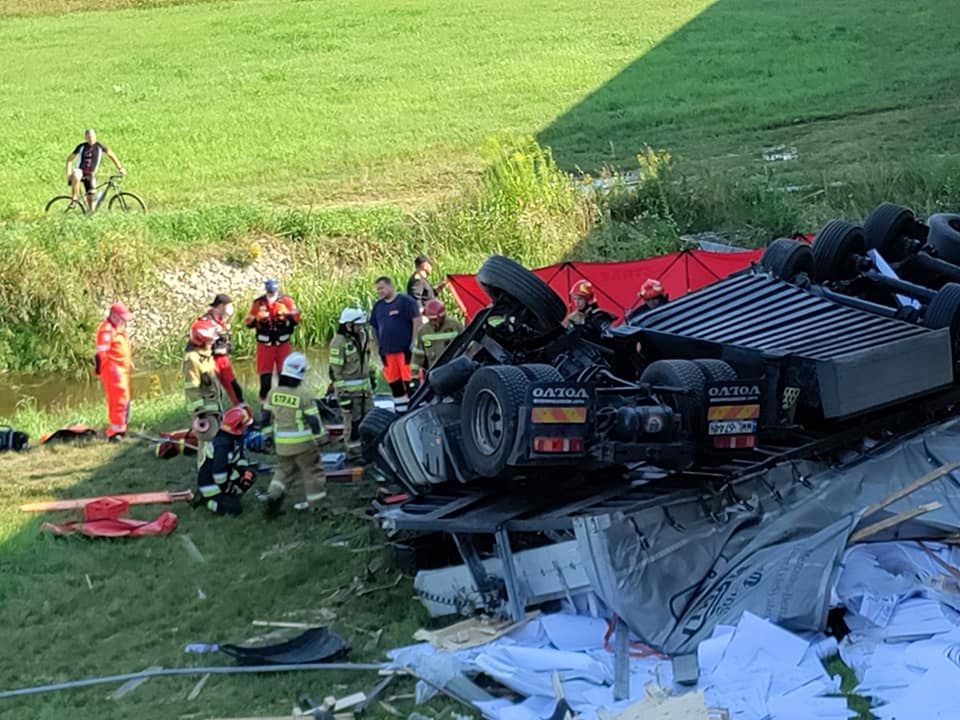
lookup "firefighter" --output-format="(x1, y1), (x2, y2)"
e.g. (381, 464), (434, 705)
(329, 308), (373, 462)
(411, 299), (463, 386)
(259, 352), (327, 516)
(244, 278), (301, 408)
(629, 278), (669, 319)
(195, 405), (256, 516)
(195, 294), (243, 406)
(564, 281), (614, 327)
(183, 318), (223, 444)
(93, 302), (133, 442)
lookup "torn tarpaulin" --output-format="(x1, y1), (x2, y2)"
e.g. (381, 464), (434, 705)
(219, 627), (349, 665)
(42, 497), (178, 538)
(574, 416), (960, 656)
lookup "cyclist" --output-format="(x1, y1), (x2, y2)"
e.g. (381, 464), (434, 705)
(65, 128), (125, 212)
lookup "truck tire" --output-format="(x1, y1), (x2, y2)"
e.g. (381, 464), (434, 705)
(428, 356), (478, 397)
(693, 359), (737, 383)
(924, 283), (960, 341)
(461, 365), (530, 477)
(812, 220), (866, 282)
(476, 255), (566, 331)
(927, 214), (960, 266)
(640, 359), (708, 436)
(760, 238), (814, 283)
(863, 203), (918, 262)
(518, 363), (563, 383)
(359, 407), (397, 464)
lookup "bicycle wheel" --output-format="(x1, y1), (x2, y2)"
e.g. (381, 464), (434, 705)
(45, 195), (85, 214)
(107, 192), (146, 212)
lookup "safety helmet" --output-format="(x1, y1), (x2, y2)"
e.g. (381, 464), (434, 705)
(190, 318), (220, 347)
(222, 405), (253, 435)
(424, 299), (446, 320)
(280, 352), (308, 380)
(570, 280), (595, 302)
(264, 278), (280, 294)
(109, 302), (131, 322)
(639, 278), (666, 301)
(339, 307), (367, 325)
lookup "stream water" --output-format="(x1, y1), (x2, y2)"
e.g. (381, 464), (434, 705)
(0, 350), (329, 419)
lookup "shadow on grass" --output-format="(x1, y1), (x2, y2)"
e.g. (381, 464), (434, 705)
(0, 397), (426, 720)
(538, 0), (960, 179)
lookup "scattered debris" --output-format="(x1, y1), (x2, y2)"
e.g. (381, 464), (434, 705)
(197, 588), (207, 601)
(84, 574), (93, 590)
(378, 701), (403, 717)
(413, 613), (540, 651)
(260, 541), (305, 561)
(108, 666), (161, 700)
(356, 575), (402, 597)
(179, 534), (206, 563)
(761, 145), (798, 162)
(186, 673), (210, 701)
(220, 627), (349, 665)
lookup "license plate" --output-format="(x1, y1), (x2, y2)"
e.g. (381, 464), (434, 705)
(708, 420), (757, 436)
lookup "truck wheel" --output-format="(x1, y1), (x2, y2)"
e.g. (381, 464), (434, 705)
(476, 255), (566, 331)
(518, 363), (563, 383)
(760, 238), (813, 283)
(927, 214), (960, 266)
(640, 359), (708, 436)
(924, 283), (960, 340)
(812, 220), (866, 282)
(863, 203), (918, 262)
(359, 407), (397, 464)
(428, 356), (478, 397)
(461, 365), (529, 477)
(693, 359), (737, 383)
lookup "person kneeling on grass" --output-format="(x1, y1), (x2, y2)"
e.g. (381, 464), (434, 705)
(258, 352), (328, 517)
(195, 405), (256, 516)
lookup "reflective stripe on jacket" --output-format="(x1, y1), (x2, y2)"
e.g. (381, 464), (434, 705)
(411, 317), (463, 373)
(262, 384), (324, 455)
(183, 350), (221, 415)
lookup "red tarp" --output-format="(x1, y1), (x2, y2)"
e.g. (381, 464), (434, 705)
(446, 249), (765, 321)
(42, 497), (178, 537)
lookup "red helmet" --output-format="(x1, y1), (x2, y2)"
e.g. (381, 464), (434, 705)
(570, 280), (595, 302)
(190, 318), (220, 347)
(109, 302), (131, 322)
(222, 405), (253, 435)
(639, 278), (666, 301)
(424, 299), (446, 320)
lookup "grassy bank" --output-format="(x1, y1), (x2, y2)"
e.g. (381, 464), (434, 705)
(0, 387), (435, 720)
(5, 137), (960, 375)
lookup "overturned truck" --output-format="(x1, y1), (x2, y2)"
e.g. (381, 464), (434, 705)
(362, 205), (960, 498)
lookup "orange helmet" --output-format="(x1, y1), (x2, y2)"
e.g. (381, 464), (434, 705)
(222, 405), (253, 435)
(424, 299), (446, 320)
(190, 318), (220, 347)
(639, 278), (666, 301)
(570, 280), (595, 302)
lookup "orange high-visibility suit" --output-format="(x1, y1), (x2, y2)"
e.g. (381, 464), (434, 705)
(94, 318), (132, 438)
(244, 293), (301, 402)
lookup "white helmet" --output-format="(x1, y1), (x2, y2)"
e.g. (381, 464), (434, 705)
(339, 307), (367, 325)
(280, 352), (308, 380)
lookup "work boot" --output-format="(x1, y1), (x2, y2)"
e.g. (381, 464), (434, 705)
(261, 493), (285, 518)
(107, 433), (125, 444)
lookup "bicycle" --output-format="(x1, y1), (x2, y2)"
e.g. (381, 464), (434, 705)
(45, 175), (146, 214)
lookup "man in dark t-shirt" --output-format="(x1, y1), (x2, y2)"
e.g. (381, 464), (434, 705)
(65, 128), (125, 211)
(370, 276), (420, 412)
(406, 255), (448, 313)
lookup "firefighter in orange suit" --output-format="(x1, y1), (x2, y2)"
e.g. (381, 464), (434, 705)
(244, 278), (301, 408)
(94, 302), (133, 442)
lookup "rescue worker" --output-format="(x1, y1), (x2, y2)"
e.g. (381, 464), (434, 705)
(244, 278), (301, 408)
(329, 308), (373, 462)
(564, 280), (615, 331)
(93, 302), (133, 442)
(183, 318), (223, 445)
(193, 294), (243, 406)
(406, 255), (447, 312)
(195, 405), (256, 516)
(259, 353), (327, 516)
(628, 278), (669, 320)
(411, 299), (463, 387)
(370, 276), (421, 413)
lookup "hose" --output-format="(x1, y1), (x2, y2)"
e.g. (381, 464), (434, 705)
(0, 662), (386, 700)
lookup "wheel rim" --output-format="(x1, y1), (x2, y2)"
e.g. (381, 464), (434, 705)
(472, 388), (505, 456)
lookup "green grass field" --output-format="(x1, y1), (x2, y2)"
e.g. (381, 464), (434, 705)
(1, 0), (957, 217)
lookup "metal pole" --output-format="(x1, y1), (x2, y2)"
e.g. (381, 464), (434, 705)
(613, 617), (630, 701)
(495, 528), (526, 622)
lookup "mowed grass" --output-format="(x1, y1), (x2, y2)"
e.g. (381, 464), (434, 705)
(0, 391), (433, 720)
(2, 0), (957, 219)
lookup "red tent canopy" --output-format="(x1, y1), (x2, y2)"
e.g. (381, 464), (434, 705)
(446, 249), (765, 321)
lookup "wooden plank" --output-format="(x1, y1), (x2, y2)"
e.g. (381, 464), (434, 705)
(187, 673), (210, 701)
(21, 490), (193, 512)
(849, 502), (942, 544)
(861, 460), (960, 520)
